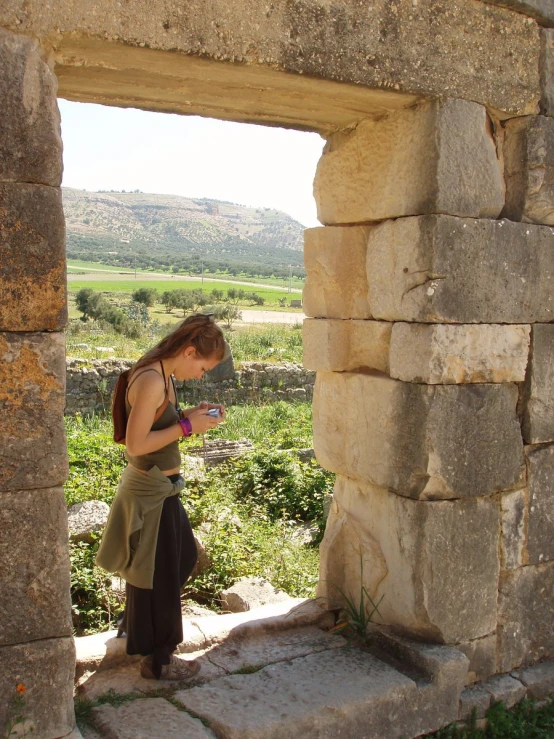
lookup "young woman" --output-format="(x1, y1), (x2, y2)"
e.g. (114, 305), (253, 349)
(96, 314), (227, 680)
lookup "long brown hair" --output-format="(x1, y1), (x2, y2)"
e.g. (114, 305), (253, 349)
(132, 314), (225, 374)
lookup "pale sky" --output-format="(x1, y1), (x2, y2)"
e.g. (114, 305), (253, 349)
(58, 100), (325, 227)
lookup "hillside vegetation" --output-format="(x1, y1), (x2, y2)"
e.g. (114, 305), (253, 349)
(63, 188), (306, 279)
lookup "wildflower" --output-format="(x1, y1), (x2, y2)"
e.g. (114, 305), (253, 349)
(16, 683), (26, 694)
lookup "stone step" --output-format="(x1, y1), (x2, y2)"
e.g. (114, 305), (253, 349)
(75, 598), (334, 678)
(76, 623), (473, 739)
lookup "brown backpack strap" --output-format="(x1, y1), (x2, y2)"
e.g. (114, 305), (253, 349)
(126, 362), (170, 419)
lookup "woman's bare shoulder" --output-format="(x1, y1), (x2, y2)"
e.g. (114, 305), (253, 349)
(128, 363), (165, 403)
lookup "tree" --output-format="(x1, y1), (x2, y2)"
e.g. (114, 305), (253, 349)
(161, 290), (179, 313)
(132, 287), (158, 307)
(210, 289), (224, 302)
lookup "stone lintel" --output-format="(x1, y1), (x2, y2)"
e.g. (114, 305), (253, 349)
(314, 99), (504, 225)
(318, 476), (500, 644)
(313, 372), (523, 500)
(0, 331), (68, 491)
(1, 2), (540, 123)
(367, 215), (554, 323)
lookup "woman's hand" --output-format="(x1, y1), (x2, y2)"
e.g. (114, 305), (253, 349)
(184, 403), (225, 435)
(181, 401), (226, 423)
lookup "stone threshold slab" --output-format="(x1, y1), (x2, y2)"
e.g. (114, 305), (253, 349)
(77, 626), (346, 701)
(75, 598), (334, 677)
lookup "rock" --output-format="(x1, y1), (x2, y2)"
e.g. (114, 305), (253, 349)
(313, 372), (523, 500)
(366, 215), (554, 323)
(68, 500), (110, 544)
(93, 698), (217, 739)
(483, 674), (526, 708)
(455, 634), (498, 685)
(205, 353), (235, 382)
(520, 324), (554, 443)
(504, 115), (554, 225)
(483, 0), (554, 26)
(497, 561), (554, 671)
(389, 323), (530, 384)
(318, 476), (500, 644)
(286, 521), (320, 545)
(314, 99), (504, 224)
(174, 645), (464, 739)
(296, 448), (315, 463)
(0, 184), (67, 332)
(0, 637), (75, 739)
(303, 318), (391, 373)
(219, 577), (291, 613)
(541, 29), (554, 115)
(0, 28), (62, 186)
(0, 487), (72, 645)
(0, 332), (68, 492)
(459, 684), (491, 720)
(525, 444), (554, 564)
(499, 489), (527, 570)
(190, 531), (211, 580)
(303, 226), (373, 319)
(513, 660), (554, 699)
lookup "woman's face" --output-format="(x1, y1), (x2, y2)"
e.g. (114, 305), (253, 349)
(175, 346), (220, 381)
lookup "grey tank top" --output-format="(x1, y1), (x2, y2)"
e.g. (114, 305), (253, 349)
(124, 366), (181, 471)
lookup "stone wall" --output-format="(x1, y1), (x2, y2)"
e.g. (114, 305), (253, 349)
(65, 359), (315, 415)
(308, 95), (554, 681)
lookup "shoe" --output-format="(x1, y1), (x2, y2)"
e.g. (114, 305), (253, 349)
(140, 654), (201, 680)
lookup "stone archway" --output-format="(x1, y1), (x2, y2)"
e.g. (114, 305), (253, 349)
(1, 2), (553, 736)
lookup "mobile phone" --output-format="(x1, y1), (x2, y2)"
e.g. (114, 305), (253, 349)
(207, 408), (221, 418)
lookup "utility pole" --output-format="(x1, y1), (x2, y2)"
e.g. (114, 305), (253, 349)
(134, 250), (137, 279)
(201, 258), (204, 287)
(288, 264), (292, 293)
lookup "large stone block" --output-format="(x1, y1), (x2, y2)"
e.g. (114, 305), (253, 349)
(389, 323), (530, 384)
(0, 637), (75, 739)
(314, 99), (504, 225)
(520, 324), (554, 443)
(0, 488), (72, 646)
(483, 0), (554, 26)
(504, 115), (554, 224)
(303, 318), (391, 373)
(303, 226), (372, 319)
(313, 372), (523, 500)
(541, 28), (554, 116)
(0, 183), (67, 331)
(318, 476), (500, 643)
(525, 444), (554, 564)
(0, 28), (62, 186)
(455, 634), (498, 685)
(500, 489), (528, 570)
(366, 215), (554, 323)
(497, 562), (554, 671)
(0, 331), (68, 491)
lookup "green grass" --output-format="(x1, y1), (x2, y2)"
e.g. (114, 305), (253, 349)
(425, 698), (554, 737)
(66, 277), (300, 304)
(66, 320), (305, 363)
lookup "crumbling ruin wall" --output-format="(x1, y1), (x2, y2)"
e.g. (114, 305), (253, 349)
(0, 0), (553, 735)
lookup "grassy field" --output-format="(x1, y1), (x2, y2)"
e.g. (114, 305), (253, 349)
(67, 260), (305, 291)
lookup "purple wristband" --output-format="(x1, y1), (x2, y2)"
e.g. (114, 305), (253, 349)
(179, 417), (192, 437)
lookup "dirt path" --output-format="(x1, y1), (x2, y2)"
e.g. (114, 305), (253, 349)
(240, 309), (305, 323)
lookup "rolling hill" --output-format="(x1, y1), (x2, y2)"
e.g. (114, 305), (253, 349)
(62, 188), (307, 279)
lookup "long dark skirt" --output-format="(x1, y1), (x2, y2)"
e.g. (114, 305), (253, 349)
(118, 484), (198, 679)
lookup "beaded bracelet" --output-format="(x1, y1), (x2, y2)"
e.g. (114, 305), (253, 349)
(178, 417), (192, 437)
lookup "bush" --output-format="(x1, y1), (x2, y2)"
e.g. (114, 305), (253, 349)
(132, 287), (158, 307)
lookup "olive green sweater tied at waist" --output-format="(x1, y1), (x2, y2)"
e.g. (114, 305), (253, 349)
(95, 465), (184, 589)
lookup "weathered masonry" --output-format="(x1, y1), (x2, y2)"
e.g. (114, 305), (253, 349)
(1, 1), (553, 736)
